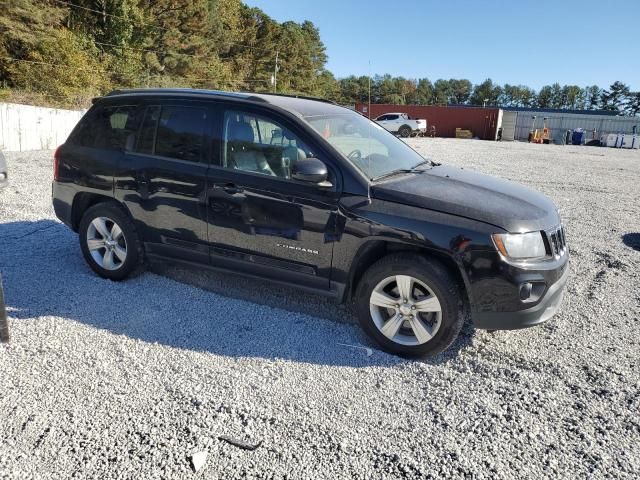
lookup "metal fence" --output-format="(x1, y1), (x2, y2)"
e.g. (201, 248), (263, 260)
(512, 111), (640, 144)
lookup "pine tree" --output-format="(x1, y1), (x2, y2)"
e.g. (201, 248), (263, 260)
(600, 81), (631, 114)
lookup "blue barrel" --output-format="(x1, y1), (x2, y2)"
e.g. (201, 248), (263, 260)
(572, 130), (585, 145)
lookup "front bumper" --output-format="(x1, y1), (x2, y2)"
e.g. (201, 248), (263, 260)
(472, 261), (569, 330)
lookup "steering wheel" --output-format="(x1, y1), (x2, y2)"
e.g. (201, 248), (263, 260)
(347, 149), (362, 161)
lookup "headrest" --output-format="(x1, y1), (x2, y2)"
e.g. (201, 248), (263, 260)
(228, 120), (255, 143)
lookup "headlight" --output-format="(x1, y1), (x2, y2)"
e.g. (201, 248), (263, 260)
(492, 232), (546, 259)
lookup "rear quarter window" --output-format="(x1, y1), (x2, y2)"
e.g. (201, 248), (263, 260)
(70, 104), (141, 151)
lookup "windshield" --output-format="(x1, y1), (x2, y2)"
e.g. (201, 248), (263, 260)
(304, 112), (430, 180)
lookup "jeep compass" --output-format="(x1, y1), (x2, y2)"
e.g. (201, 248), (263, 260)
(52, 89), (569, 356)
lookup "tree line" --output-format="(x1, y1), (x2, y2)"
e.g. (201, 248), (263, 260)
(345, 76), (640, 116)
(0, 0), (638, 116)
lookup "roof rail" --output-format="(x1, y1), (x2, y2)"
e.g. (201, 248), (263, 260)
(257, 92), (337, 105)
(100, 88), (337, 106)
(103, 88), (266, 102)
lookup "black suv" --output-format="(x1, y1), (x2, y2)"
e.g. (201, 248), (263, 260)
(52, 89), (569, 356)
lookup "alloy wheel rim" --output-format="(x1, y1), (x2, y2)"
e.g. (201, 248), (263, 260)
(369, 275), (442, 346)
(86, 216), (127, 271)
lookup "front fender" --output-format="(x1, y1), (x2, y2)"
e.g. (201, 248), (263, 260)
(332, 198), (500, 306)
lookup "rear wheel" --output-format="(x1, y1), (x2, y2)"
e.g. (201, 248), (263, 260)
(355, 253), (463, 356)
(78, 203), (143, 281)
(398, 125), (412, 138)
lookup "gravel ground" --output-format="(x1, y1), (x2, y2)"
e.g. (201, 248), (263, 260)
(1, 139), (639, 479)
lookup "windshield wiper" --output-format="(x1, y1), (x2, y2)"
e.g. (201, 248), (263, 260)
(410, 160), (434, 169)
(371, 168), (425, 182)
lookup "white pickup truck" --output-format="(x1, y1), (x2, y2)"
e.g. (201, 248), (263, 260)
(374, 113), (427, 137)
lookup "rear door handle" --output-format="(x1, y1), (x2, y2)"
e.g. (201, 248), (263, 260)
(135, 173), (149, 185)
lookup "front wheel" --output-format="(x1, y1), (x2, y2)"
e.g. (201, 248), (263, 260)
(355, 254), (463, 356)
(78, 203), (143, 281)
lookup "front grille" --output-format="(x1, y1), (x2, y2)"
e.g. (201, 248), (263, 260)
(545, 225), (567, 257)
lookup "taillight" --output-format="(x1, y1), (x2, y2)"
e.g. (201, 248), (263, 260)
(53, 146), (62, 181)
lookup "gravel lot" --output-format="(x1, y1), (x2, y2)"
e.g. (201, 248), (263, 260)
(1, 138), (639, 479)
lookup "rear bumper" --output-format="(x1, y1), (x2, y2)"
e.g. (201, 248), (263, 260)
(52, 181), (75, 229)
(472, 260), (569, 330)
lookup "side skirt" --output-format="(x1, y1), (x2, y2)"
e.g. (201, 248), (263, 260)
(145, 253), (346, 303)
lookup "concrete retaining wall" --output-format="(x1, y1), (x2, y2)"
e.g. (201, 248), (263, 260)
(0, 103), (86, 152)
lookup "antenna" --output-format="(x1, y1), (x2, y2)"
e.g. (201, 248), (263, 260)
(368, 60), (371, 119)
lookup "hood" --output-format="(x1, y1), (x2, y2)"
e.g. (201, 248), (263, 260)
(370, 165), (559, 232)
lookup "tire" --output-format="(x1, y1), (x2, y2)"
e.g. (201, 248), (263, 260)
(355, 253), (463, 357)
(398, 125), (412, 138)
(78, 202), (143, 281)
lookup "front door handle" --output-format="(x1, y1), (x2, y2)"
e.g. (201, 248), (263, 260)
(222, 183), (243, 195)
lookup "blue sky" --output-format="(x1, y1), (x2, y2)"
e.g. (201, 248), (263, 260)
(244, 0), (639, 90)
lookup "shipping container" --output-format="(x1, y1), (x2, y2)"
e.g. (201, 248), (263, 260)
(355, 104), (500, 140)
(354, 103), (640, 146)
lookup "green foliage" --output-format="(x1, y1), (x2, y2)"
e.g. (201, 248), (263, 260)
(500, 84), (536, 107)
(626, 92), (640, 116)
(415, 79), (434, 105)
(0, 1), (636, 115)
(583, 85), (602, 110)
(600, 81), (631, 114)
(0, 0), (329, 104)
(469, 78), (502, 106)
(9, 30), (108, 107)
(0, 0), (66, 52)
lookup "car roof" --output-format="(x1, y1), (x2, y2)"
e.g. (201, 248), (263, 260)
(101, 88), (352, 117)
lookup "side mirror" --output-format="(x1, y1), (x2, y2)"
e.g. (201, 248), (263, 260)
(292, 158), (332, 187)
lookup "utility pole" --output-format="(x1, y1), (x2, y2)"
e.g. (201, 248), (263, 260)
(273, 50), (279, 93)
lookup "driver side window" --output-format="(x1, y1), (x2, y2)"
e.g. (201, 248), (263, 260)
(223, 110), (312, 180)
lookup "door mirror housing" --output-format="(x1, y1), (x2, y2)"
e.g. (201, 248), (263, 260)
(292, 158), (331, 187)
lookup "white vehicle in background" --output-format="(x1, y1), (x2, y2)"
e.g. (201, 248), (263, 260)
(374, 113), (427, 138)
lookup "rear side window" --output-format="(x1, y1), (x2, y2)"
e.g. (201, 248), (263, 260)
(134, 105), (207, 162)
(71, 105), (140, 151)
(156, 106), (207, 162)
